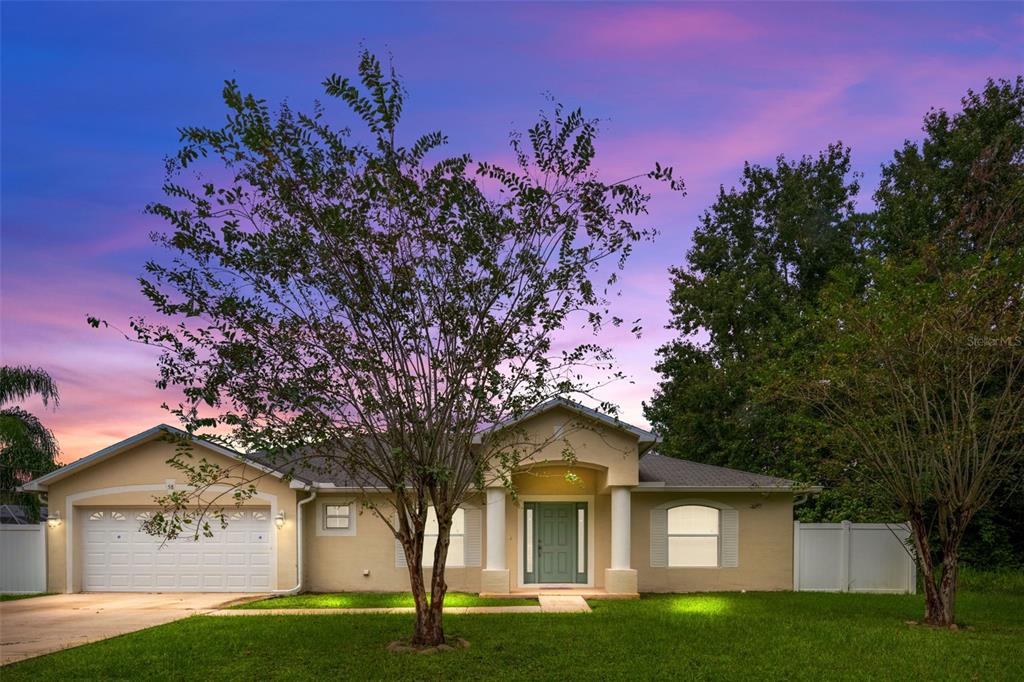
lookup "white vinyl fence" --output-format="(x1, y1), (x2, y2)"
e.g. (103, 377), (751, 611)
(0, 523), (47, 594)
(794, 521), (916, 594)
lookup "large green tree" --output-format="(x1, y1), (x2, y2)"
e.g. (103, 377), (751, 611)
(644, 144), (874, 518)
(0, 365), (60, 519)
(107, 52), (678, 647)
(674, 76), (1023, 625)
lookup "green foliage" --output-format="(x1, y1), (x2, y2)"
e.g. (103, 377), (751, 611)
(765, 79), (1024, 625)
(647, 78), (1024, 555)
(956, 566), (1024, 594)
(0, 366), (60, 519)
(644, 143), (876, 518)
(873, 77), (1024, 259)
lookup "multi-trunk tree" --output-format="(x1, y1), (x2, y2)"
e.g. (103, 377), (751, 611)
(105, 51), (679, 646)
(772, 77), (1024, 626)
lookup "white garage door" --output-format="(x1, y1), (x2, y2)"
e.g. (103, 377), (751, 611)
(81, 508), (272, 592)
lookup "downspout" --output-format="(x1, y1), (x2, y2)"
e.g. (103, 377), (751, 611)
(272, 488), (317, 595)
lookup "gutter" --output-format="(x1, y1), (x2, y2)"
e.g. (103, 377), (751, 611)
(631, 483), (824, 494)
(271, 488), (317, 595)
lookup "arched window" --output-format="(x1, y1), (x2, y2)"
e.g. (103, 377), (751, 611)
(667, 505), (720, 567)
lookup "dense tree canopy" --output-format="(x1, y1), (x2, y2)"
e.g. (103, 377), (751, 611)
(648, 77), (1023, 624)
(644, 143), (874, 518)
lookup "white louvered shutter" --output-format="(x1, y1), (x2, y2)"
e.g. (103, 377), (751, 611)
(650, 507), (668, 567)
(463, 507), (482, 567)
(720, 507), (739, 567)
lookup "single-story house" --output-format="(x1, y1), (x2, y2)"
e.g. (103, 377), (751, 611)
(23, 399), (807, 596)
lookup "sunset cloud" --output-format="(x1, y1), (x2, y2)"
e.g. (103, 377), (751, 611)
(2, 2), (1019, 464)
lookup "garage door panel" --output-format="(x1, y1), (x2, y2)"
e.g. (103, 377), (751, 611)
(154, 553), (177, 567)
(109, 574), (131, 588)
(179, 552), (200, 565)
(81, 507), (271, 592)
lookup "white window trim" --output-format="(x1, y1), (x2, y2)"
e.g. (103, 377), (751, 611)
(315, 499), (358, 537)
(667, 505), (721, 568)
(423, 507), (465, 568)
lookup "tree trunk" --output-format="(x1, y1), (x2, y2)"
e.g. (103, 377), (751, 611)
(909, 512), (959, 627)
(404, 511), (451, 646)
(927, 542), (960, 627)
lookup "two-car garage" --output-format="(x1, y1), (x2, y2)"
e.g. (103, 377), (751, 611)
(23, 424), (300, 594)
(80, 507), (273, 592)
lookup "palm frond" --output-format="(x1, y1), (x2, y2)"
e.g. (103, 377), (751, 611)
(0, 408), (61, 493)
(0, 365), (60, 407)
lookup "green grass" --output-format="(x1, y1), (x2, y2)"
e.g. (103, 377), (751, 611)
(0, 593), (48, 602)
(957, 566), (1024, 594)
(5, 589), (1022, 680)
(235, 591), (537, 609)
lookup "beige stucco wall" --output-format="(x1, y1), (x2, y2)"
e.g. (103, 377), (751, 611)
(41, 413), (795, 595)
(43, 436), (300, 593)
(303, 492), (485, 593)
(632, 492), (795, 592)
(484, 407), (640, 487)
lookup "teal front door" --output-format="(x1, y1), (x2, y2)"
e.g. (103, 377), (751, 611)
(524, 502), (587, 584)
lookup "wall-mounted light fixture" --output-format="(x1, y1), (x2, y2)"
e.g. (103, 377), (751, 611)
(274, 511), (286, 529)
(47, 511), (62, 528)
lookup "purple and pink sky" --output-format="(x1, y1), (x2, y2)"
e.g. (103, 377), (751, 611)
(2, 2), (1021, 463)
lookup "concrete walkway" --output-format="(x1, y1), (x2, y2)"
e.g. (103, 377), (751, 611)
(208, 595), (592, 616)
(1, 592), (255, 665)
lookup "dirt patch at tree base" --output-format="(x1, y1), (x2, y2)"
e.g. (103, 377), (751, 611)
(386, 638), (471, 654)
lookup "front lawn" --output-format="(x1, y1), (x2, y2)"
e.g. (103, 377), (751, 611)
(0, 593), (47, 602)
(5, 591), (1021, 680)
(235, 591), (537, 609)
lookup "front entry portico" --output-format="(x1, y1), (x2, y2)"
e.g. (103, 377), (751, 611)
(524, 501), (587, 584)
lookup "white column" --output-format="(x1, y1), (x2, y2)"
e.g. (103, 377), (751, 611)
(485, 487), (507, 570)
(610, 486), (631, 570)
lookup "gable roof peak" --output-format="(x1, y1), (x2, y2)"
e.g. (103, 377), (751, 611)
(473, 397), (659, 446)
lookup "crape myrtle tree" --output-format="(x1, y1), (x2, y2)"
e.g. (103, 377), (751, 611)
(103, 51), (680, 646)
(771, 78), (1024, 627)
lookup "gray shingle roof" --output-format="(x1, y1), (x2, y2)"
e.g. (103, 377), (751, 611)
(638, 452), (795, 489)
(246, 448), (388, 489)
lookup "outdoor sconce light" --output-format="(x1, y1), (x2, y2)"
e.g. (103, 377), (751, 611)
(274, 511), (286, 529)
(47, 511), (62, 528)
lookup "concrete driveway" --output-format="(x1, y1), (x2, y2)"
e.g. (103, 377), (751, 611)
(1, 592), (259, 665)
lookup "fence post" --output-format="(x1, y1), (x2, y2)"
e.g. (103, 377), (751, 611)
(840, 520), (852, 592)
(792, 521), (801, 591)
(38, 521), (48, 590)
(903, 524), (917, 594)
